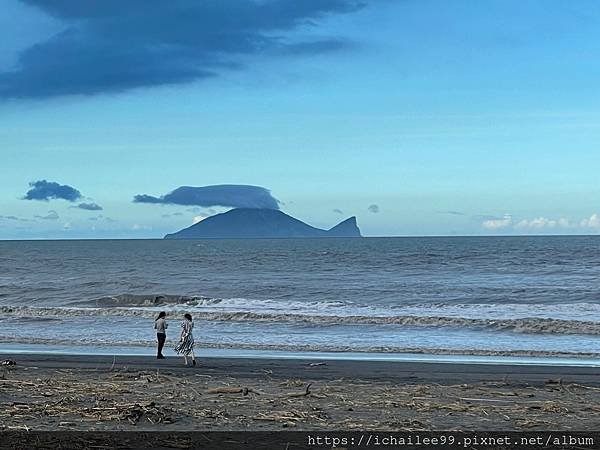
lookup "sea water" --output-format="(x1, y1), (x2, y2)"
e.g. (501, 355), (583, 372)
(1, 237), (600, 363)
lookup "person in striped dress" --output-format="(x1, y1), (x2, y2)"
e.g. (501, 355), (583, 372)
(174, 313), (196, 366)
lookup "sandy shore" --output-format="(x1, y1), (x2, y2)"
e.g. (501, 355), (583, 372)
(1, 353), (600, 431)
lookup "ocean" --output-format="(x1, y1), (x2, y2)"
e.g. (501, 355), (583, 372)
(1, 236), (600, 364)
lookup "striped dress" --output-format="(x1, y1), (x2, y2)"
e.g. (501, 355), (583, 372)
(174, 319), (194, 355)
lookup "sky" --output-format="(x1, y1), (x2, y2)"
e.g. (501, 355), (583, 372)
(1, 0), (600, 239)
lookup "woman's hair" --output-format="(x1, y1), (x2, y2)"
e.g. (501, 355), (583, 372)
(155, 311), (166, 321)
(184, 313), (192, 321)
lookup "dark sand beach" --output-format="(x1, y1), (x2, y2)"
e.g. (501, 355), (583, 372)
(1, 353), (600, 431)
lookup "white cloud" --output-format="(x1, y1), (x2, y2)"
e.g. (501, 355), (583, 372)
(35, 210), (59, 221)
(581, 214), (600, 229)
(514, 217), (561, 230)
(192, 215), (207, 224)
(482, 213), (600, 232)
(132, 224), (152, 230)
(482, 214), (512, 230)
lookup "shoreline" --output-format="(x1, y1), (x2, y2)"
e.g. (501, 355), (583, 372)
(4, 352), (600, 384)
(2, 353), (600, 431)
(2, 345), (600, 367)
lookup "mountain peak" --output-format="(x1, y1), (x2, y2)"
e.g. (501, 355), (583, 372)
(328, 216), (361, 237)
(164, 208), (362, 239)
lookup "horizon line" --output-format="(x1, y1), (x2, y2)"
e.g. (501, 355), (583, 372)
(1, 233), (600, 242)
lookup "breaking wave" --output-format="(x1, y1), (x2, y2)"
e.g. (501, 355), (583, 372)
(71, 294), (220, 308)
(3, 305), (600, 336)
(71, 294), (350, 313)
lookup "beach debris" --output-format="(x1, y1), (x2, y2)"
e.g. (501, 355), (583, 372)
(206, 386), (257, 396)
(384, 419), (427, 431)
(515, 418), (552, 428)
(190, 408), (228, 421)
(252, 410), (320, 424)
(544, 378), (563, 392)
(280, 379), (305, 387)
(487, 391), (519, 397)
(58, 421), (76, 427)
(539, 401), (569, 414)
(82, 401), (175, 425)
(457, 397), (522, 404)
(119, 401), (174, 425)
(1, 359), (16, 366)
(545, 378), (562, 385)
(0, 365), (597, 432)
(285, 383), (312, 398)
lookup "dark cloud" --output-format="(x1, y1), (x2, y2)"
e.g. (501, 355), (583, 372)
(472, 214), (503, 221)
(23, 180), (82, 202)
(76, 202), (103, 211)
(333, 208), (344, 215)
(368, 204), (380, 213)
(280, 39), (353, 55)
(34, 210), (59, 220)
(0, 215), (30, 222)
(437, 210), (466, 216)
(134, 184), (280, 209)
(2, 0), (364, 99)
(88, 215), (117, 223)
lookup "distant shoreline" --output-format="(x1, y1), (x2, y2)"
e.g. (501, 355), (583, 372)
(3, 234), (600, 241)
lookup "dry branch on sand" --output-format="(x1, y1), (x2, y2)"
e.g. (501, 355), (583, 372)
(284, 383), (312, 398)
(207, 386), (257, 396)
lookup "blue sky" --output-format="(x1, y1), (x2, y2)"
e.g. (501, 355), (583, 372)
(1, 0), (600, 239)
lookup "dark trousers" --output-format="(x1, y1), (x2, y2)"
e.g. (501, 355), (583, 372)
(157, 333), (166, 356)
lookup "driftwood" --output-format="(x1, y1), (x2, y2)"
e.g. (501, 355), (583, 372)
(206, 386), (257, 396)
(285, 383), (312, 398)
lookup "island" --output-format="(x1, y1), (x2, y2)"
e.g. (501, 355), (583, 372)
(164, 208), (362, 239)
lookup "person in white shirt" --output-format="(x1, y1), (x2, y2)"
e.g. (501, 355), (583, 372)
(154, 311), (168, 359)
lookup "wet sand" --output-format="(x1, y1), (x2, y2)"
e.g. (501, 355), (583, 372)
(1, 353), (600, 431)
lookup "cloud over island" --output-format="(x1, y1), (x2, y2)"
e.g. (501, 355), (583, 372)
(133, 184), (280, 209)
